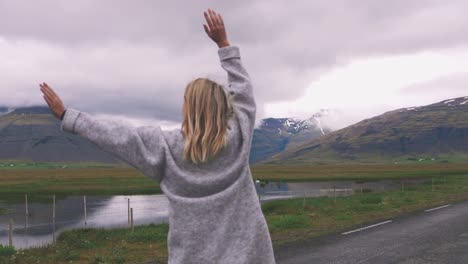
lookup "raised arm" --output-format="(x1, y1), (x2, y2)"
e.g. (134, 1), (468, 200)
(39, 83), (166, 182)
(203, 9), (256, 138)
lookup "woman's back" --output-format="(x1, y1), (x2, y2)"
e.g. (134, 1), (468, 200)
(158, 46), (275, 263)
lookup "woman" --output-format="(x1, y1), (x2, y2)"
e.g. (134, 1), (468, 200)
(40, 9), (275, 264)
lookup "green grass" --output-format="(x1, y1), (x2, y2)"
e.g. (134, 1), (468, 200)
(262, 174), (468, 246)
(268, 214), (311, 231)
(0, 245), (16, 258)
(2, 224), (169, 264)
(3, 174), (468, 263)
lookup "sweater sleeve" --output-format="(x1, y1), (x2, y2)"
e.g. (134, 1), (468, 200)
(218, 46), (256, 144)
(61, 108), (166, 182)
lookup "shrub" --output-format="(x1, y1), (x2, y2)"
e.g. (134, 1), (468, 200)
(0, 245), (15, 257)
(268, 214), (310, 231)
(360, 195), (383, 204)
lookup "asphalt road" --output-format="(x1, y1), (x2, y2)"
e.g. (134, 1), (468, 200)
(276, 200), (468, 264)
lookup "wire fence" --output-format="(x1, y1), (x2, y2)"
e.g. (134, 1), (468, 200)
(0, 194), (169, 248)
(0, 176), (445, 248)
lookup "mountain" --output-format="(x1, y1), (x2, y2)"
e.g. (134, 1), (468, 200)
(0, 107), (12, 115)
(250, 110), (332, 163)
(0, 105), (333, 164)
(0, 106), (117, 163)
(268, 96), (468, 164)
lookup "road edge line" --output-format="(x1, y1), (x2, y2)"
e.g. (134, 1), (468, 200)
(424, 204), (451, 212)
(341, 220), (393, 235)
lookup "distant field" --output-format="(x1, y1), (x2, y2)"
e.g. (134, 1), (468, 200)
(0, 167), (160, 199)
(267, 150), (468, 166)
(0, 161), (117, 170)
(251, 163), (468, 181)
(2, 162), (468, 200)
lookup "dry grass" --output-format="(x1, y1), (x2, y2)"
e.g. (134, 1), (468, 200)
(251, 163), (468, 181)
(0, 167), (161, 198)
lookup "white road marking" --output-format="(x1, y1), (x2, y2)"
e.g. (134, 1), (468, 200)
(425, 204), (451, 212)
(341, 220), (393, 235)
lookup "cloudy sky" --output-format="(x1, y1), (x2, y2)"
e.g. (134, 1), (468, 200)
(1, 0), (467, 130)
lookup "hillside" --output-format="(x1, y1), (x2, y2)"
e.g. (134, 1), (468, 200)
(268, 96), (468, 164)
(0, 106), (117, 163)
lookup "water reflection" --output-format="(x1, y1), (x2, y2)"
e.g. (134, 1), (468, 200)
(0, 178), (427, 249)
(255, 179), (427, 201)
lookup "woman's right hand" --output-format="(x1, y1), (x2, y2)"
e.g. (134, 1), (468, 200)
(40, 83), (66, 120)
(203, 9), (230, 48)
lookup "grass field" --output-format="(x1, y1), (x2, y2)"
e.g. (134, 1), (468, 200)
(264, 174), (468, 246)
(1, 163), (468, 200)
(251, 163), (468, 181)
(0, 167), (161, 200)
(0, 161), (117, 170)
(2, 174), (468, 263)
(0, 225), (169, 264)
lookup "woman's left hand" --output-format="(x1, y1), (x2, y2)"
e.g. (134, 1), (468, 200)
(203, 9), (230, 48)
(40, 83), (66, 120)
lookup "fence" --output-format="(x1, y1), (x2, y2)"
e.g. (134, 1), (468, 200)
(0, 176), (447, 248)
(0, 194), (169, 249)
(256, 177), (449, 206)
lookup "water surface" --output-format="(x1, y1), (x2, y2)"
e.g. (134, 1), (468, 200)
(0, 178), (427, 248)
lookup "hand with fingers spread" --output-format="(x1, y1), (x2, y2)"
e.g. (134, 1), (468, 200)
(203, 9), (230, 48)
(39, 83), (66, 120)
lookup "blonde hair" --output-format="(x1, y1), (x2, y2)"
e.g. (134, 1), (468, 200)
(182, 78), (232, 164)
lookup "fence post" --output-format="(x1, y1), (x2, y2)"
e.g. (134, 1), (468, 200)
(9, 218), (13, 247)
(84, 195), (87, 226)
(25, 194), (29, 229)
(128, 198), (130, 226)
(130, 208), (134, 233)
(333, 185), (336, 204)
(53, 194), (56, 244)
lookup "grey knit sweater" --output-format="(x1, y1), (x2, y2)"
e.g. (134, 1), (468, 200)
(61, 46), (275, 263)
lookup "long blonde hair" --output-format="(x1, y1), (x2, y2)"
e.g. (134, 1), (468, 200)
(182, 78), (232, 164)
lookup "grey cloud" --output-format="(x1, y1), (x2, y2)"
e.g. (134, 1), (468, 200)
(1, 0), (467, 123)
(0, 0), (246, 45)
(398, 72), (468, 100)
(75, 89), (183, 122)
(392, 72), (468, 111)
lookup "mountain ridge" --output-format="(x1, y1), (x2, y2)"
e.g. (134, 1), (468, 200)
(0, 106), (332, 164)
(268, 96), (468, 164)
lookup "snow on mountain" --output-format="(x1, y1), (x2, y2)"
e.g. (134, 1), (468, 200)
(432, 97), (468, 107)
(258, 109), (333, 137)
(251, 109), (335, 163)
(313, 116), (325, 135)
